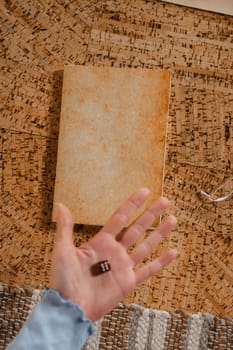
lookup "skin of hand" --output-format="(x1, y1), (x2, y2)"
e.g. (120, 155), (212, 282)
(49, 188), (177, 321)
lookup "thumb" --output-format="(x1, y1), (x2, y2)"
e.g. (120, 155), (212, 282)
(54, 203), (74, 245)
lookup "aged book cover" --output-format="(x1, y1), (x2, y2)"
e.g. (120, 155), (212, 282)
(53, 66), (170, 226)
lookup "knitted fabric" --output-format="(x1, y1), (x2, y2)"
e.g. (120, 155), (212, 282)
(1, 284), (232, 350)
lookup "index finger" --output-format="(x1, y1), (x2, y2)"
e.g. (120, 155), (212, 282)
(100, 187), (150, 236)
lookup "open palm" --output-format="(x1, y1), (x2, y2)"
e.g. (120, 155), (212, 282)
(50, 188), (177, 321)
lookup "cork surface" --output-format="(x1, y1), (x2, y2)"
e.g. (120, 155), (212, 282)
(53, 66), (169, 225)
(0, 0), (233, 316)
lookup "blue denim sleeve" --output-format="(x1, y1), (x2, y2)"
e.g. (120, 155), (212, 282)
(7, 289), (94, 350)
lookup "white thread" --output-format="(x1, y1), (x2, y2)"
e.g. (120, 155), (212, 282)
(198, 177), (233, 202)
(134, 308), (150, 350)
(186, 314), (204, 350)
(151, 310), (171, 350)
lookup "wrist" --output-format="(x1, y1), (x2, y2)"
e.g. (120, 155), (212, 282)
(47, 286), (93, 320)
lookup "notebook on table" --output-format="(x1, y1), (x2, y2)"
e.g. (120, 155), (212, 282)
(53, 66), (170, 226)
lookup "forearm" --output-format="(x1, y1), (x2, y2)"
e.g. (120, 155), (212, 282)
(7, 289), (93, 350)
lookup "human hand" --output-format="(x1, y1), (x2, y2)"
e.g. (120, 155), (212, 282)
(49, 188), (177, 321)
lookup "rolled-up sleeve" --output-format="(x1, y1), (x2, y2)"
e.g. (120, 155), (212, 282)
(7, 289), (93, 350)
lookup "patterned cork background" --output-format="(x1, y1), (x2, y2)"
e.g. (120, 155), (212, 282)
(0, 0), (233, 318)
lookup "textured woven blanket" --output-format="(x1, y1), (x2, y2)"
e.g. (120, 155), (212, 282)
(84, 304), (233, 350)
(1, 283), (232, 349)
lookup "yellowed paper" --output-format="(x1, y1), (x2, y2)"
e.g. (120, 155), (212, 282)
(53, 66), (170, 225)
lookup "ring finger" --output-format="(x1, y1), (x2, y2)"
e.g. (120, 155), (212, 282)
(120, 197), (170, 249)
(130, 215), (177, 265)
